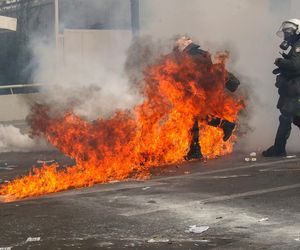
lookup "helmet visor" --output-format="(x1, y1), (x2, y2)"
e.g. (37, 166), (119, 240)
(276, 22), (298, 38)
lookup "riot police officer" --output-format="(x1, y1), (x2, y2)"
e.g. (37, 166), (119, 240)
(174, 36), (240, 160)
(263, 19), (300, 157)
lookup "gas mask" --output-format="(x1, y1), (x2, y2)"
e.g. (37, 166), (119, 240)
(280, 28), (297, 50)
(277, 22), (298, 50)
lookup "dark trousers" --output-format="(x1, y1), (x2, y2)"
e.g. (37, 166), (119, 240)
(189, 116), (230, 154)
(274, 112), (300, 152)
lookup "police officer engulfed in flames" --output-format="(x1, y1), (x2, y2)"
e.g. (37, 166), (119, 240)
(263, 19), (300, 157)
(173, 36), (240, 160)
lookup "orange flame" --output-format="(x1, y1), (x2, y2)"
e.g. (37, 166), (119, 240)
(0, 52), (245, 201)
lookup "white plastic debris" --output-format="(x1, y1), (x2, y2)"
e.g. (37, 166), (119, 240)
(196, 239), (210, 243)
(251, 158), (257, 162)
(147, 238), (170, 243)
(258, 218), (269, 222)
(184, 171), (190, 174)
(294, 238), (300, 241)
(26, 237), (41, 242)
(244, 157), (250, 162)
(142, 187), (151, 190)
(185, 225), (209, 234)
(98, 242), (114, 247)
(250, 152), (257, 157)
(286, 155), (297, 159)
(0, 247), (12, 250)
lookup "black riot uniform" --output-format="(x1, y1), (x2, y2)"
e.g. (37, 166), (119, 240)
(263, 37), (300, 157)
(181, 43), (240, 160)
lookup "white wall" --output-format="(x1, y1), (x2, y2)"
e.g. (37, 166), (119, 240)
(0, 93), (38, 122)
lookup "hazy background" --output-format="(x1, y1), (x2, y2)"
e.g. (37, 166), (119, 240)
(3, 0), (300, 153)
(138, 0), (300, 152)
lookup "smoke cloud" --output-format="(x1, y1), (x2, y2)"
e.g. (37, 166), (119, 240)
(138, 0), (300, 152)
(27, 0), (300, 153)
(0, 125), (49, 152)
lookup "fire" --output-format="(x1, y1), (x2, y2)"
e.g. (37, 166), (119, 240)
(0, 52), (245, 201)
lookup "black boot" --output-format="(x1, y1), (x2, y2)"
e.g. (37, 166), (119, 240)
(262, 145), (287, 157)
(185, 142), (203, 160)
(220, 120), (236, 141)
(262, 114), (291, 157)
(185, 119), (203, 161)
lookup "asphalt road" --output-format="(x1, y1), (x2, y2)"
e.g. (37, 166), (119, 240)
(0, 151), (300, 249)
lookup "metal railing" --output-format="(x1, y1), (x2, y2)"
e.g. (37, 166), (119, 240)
(0, 83), (41, 94)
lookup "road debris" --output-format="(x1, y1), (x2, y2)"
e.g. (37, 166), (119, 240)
(0, 247), (12, 250)
(258, 218), (269, 222)
(286, 155), (297, 159)
(98, 242), (114, 247)
(294, 238), (300, 241)
(245, 152), (257, 162)
(26, 237), (41, 242)
(147, 238), (170, 243)
(184, 171), (190, 175)
(185, 225), (209, 234)
(195, 239), (210, 243)
(142, 187), (151, 190)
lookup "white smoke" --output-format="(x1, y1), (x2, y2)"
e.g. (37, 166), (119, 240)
(30, 0), (140, 121)
(25, 0), (300, 153)
(0, 125), (50, 152)
(138, 0), (300, 152)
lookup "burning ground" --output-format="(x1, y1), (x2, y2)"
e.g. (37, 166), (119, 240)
(0, 50), (245, 202)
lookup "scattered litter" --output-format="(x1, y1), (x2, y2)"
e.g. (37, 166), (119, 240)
(26, 237), (41, 242)
(216, 216), (223, 219)
(184, 171), (190, 175)
(36, 160), (55, 164)
(98, 242), (114, 247)
(4, 163), (7, 166)
(258, 218), (269, 222)
(185, 225), (209, 234)
(250, 152), (257, 157)
(245, 157), (257, 162)
(147, 238), (170, 243)
(142, 187), (151, 190)
(286, 155), (297, 159)
(168, 170), (177, 173)
(196, 239), (210, 243)
(0, 247), (12, 250)
(294, 238), (300, 241)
